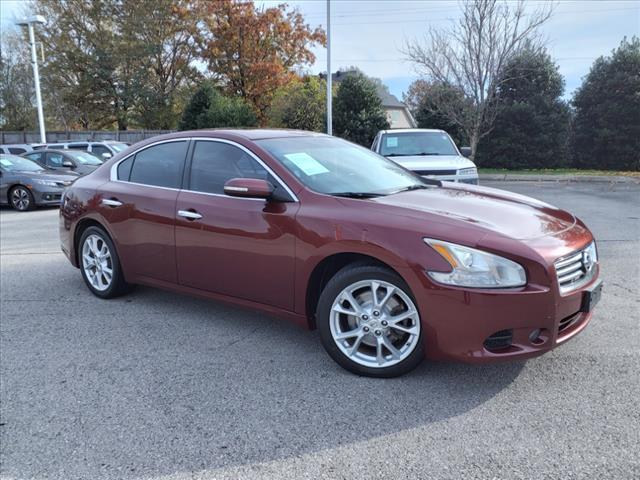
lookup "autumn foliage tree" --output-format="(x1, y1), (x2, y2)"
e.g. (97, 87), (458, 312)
(197, 0), (326, 124)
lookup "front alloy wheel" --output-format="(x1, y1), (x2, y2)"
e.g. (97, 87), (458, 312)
(317, 265), (424, 377)
(10, 186), (34, 211)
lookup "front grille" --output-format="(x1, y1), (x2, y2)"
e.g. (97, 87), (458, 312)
(414, 169), (457, 176)
(484, 329), (513, 351)
(554, 244), (596, 293)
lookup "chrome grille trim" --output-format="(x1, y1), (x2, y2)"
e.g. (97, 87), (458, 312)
(554, 243), (597, 294)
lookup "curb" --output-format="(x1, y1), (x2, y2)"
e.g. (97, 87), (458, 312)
(479, 174), (640, 184)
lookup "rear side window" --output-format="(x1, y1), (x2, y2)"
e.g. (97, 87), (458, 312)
(117, 157), (134, 180)
(189, 141), (271, 195)
(8, 147), (26, 154)
(68, 144), (88, 151)
(128, 141), (188, 188)
(25, 152), (44, 163)
(91, 144), (111, 157)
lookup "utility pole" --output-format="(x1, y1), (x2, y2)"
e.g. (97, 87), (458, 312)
(326, 0), (332, 135)
(16, 16), (47, 144)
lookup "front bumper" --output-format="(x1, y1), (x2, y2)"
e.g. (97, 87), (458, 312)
(404, 264), (601, 364)
(32, 187), (65, 206)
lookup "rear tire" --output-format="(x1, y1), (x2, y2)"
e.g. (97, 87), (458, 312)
(317, 264), (424, 378)
(78, 226), (132, 299)
(9, 186), (35, 211)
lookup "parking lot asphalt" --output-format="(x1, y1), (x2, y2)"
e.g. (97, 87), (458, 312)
(1, 181), (639, 480)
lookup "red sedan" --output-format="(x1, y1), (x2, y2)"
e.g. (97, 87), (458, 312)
(59, 130), (602, 377)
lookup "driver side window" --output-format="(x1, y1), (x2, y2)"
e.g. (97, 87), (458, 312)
(188, 141), (272, 195)
(47, 152), (64, 167)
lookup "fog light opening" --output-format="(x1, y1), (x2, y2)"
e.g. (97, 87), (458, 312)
(529, 328), (547, 345)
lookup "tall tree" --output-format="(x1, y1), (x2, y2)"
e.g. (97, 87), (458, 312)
(404, 80), (469, 146)
(34, 0), (201, 130)
(267, 76), (326, 132)
(333, 70), (390, 146)
(0, 31), (36, 130)
(197, 0), (325, 124)
(403, 0), (553, 158)
(571, 37), (640, 171)
(476, 48), (571, 169)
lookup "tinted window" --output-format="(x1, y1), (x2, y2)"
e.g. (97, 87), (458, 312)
(25, 152), (44, 163)
(68, 144), (89, 151)
(47, 152), (65, 167)
(117, 157), (134, 181)
(91, 145), (111, 157)
(8, 147), (26, 154)
(189, 141), (271, 195)
(129, 141), (187, 188)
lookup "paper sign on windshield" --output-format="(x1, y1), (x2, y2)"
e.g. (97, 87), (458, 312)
(386, 137), (398, 147)
(284, 152), (329, 176)
(0, 159), (12, 166)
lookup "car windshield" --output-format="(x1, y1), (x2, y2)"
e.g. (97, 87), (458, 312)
(256, 136), (426, 197)
(0, 154), (45, 172)
(380, 131), (458, 157)
(65, 151), (103, 165)
(108, 143), (128, 152)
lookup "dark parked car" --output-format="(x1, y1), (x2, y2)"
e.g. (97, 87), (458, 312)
(1, 154), (78, 211)
(23, 149), (103, 176)
(59, 130), (602, 377)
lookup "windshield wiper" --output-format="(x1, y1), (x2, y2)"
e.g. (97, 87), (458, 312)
(330, 192), (386, 199)
(389, 184), (430, 195)
(386, 152), (446, 157)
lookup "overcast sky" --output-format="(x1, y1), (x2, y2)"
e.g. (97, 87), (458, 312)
(2, 0), (639, 100)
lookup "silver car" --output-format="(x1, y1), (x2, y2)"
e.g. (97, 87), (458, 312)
(371, 129), (479, 185)
(0, 154), (78, 211)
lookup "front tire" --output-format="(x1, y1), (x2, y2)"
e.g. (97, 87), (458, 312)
(79, 226), (131, 299)
(317, 264), (424, 378)
(10, 186), (35, 211)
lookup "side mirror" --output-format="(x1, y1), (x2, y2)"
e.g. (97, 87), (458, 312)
(460, 147), (472, 158)
(62, 160), (74, 168)
(101, 152), (112, 160)
(223, 178), (274, 199)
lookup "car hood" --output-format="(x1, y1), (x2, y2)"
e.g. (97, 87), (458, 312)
(385, 155), (476, 170)
(371, 184), (580, 241)
(16, 170), (79, 183)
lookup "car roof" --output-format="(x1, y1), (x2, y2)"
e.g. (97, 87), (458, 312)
(379, 128), (446, 135)
(180, 128), (330, 141)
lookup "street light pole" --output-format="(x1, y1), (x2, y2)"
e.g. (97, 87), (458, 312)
(326, 0), (332, 136)
(17, 16), (47, 144)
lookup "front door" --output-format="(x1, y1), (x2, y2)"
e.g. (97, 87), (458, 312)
(175, 139), (299, 311)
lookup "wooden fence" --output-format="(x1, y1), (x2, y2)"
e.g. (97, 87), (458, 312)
(0, 130), (175, 145)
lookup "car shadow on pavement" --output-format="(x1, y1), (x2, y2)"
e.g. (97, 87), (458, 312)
(1, 280), (524, 480)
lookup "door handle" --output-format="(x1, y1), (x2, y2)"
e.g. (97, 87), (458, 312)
(178, 209), (203, 220)
(102, 198), (123, 207)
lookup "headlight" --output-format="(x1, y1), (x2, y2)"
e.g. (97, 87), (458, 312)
(425, 238), (526, 288)
(34, 179), (59, 187)
(458, 167), (477, 176)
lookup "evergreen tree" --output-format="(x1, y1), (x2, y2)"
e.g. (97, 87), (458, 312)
(333, 71), (390, 146)
(179, 82), (257, 130)
(476, 48), (571, 169)
(571, 37), (640, 171)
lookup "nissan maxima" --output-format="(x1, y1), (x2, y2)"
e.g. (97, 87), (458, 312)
(59, 130), (602, 377)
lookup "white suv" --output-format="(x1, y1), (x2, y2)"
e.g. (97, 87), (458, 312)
(44, 140), (129, 160)
(371, 129), (479, 185)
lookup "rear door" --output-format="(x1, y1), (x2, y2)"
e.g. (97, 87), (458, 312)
(100, 140), (189, 283)
(175, 139), (299, 310)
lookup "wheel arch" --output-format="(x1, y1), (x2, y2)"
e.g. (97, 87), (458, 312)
(73, 217), (116, 267)
(304, 252), (407, 330)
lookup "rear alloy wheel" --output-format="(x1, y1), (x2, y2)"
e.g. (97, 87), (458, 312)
(317, 265), (424, 377)
(79, 226), (132, 298)
(10, 186), (34, 211)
